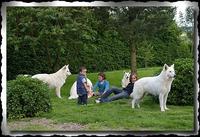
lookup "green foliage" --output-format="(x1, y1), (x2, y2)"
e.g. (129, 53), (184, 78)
(7, 7), (193, 80)
(7, 7), (131, 79)
(137, 40), (155, 68)
(168, 58), (194, 105)
(7, 75), (52, 120)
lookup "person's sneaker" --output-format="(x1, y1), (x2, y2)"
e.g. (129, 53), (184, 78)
(95, 99), (100, 103)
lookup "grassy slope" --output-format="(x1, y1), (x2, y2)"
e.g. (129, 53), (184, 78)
(9, 67), (194, 131)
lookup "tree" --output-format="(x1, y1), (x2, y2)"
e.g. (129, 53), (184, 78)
(185, 7), (194, 55)
(7, 7), (190, 80)
(113, 7), (178, 72)
(137, 40), (154, 68)
(113, 7), (146, 74)
(177, 6), (194, 55)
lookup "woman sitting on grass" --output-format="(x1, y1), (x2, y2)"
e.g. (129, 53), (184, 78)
(95, 73), (137, 103)
(93, 72), (110, 96)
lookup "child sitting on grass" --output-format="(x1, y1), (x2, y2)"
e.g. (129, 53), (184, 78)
(95, 73), (137, 103)
(93, 72), (110, 96)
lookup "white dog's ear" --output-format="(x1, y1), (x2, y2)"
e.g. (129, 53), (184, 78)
(123, 71), (126, 74)
(63, 65), (68, 69)
(163, 64), (169, 71)
(171, 64), (174, 68)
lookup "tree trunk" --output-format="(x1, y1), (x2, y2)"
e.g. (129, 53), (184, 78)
(131, 43), (137, 74)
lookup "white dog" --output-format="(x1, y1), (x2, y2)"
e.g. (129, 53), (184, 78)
(68, 78), (93, 99)
(130, 64), (175, 112)
(32, 65), (71, 98)
(121, 71), (131, 88)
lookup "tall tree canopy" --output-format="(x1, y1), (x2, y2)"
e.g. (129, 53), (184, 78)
(7, 7), (193, 80)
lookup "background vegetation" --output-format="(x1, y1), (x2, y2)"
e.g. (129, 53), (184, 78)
(7, 75), (52, 120)
(169, 58), (194, 105)
(7, 7), (194, 79)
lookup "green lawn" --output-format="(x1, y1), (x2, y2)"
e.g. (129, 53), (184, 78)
(8, 67), (194, 132)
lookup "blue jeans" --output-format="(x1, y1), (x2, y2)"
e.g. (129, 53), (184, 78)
(78, 94), (88, 105)
(100, 88), (129, 103)
(93, 91), (104, 96)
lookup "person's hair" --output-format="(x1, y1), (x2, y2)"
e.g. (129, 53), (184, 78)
(129, 73), (137, 83)
(79, 66), (86, 72)
(98, 72), (106, 80)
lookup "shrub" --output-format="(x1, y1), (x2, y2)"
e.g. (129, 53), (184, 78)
(151, 58), (194, 106)
(168, 58), (194, 105)
(7, 75), (52, 120)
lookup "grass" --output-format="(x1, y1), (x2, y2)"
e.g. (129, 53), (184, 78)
(8, 67), (194, 132)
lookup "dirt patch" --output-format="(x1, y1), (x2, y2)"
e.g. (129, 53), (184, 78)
(7, 118), (87, 131)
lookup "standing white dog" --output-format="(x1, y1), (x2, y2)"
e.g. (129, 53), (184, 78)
(68, 78), (93, 99)
(121, 71), (131, 88)
(130, 64), (175, 112)
(32, 65), (71, 98)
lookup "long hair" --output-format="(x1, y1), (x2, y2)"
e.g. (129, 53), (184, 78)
(129, 73), (137, 83)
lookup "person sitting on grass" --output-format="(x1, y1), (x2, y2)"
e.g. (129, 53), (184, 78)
(92, 72), (110, 96)
(95, 73), (137, 103)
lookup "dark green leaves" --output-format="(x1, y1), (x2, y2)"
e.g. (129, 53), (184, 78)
(7, 7), (193, 79)
(7, 75), (52, 120)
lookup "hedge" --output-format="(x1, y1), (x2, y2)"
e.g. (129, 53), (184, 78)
(7, 75), (52, 120)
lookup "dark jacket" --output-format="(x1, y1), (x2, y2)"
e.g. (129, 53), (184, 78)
(123, 82), (134, 95)
(76, 74), (87, 95)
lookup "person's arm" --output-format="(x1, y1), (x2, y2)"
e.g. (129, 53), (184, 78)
(83, 82), (91, 92)
(92, 82), (98, 92)
(82, 77), (90, 92)
(103, 81), (110, 94)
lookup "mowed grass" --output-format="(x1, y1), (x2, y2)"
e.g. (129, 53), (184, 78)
(9, 67), (194, 131)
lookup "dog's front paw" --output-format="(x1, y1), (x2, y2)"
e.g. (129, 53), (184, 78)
(161, 109), (165, 112)
(161, 107), (165, 112)
(165, 107), (169, 110)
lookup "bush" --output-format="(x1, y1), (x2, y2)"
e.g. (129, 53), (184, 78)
(151, 58), (194, 106)
(7, 75), (52, 120)
(168, 58), (194, 105)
